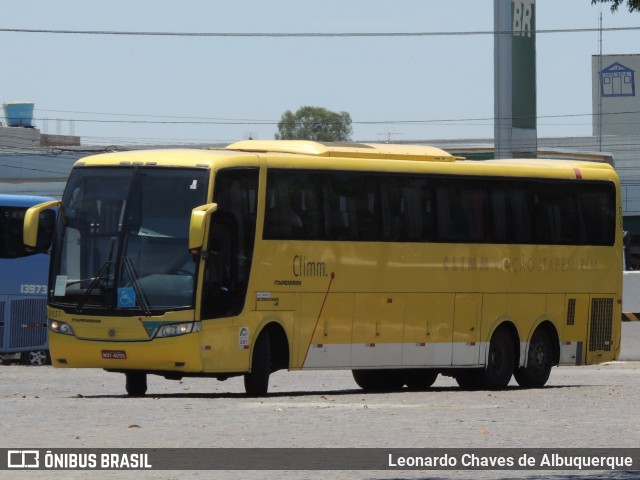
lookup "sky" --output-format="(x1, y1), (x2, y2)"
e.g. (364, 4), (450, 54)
(1, 0), (639, 146)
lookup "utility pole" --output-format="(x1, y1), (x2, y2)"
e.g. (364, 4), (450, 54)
(494, 0), (537, 158)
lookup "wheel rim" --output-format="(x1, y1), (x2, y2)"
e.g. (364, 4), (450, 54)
(529, 338), (548, 373)
(29, 351), (47, 366)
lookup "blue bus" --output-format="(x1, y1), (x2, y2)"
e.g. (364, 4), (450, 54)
(0, 194), (55, 365)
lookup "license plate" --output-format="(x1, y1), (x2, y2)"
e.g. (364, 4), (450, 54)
(102, 350), (127, 360)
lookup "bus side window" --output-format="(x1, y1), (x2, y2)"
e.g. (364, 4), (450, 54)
(0, 207), (29, 258)
(265, 179), (304, 239)
(533, 184), (579, 245)
(0, 207), (54, 258)
(436, 182), (466, 242)
(491, 187), (509, 243)
(401, 183), (425, 242)
(381, 179), (403, 241)
(578, 184), (615, 246)
(491, 184), (531, 244)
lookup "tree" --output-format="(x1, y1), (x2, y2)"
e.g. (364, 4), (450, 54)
(275, 106), (353, 142)
(591, 0), (640, 12)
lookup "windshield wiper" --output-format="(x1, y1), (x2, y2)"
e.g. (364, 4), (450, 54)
(76, 259), (113, 312)
(122, 256), (152, 316)
(76, 238), (116, 312)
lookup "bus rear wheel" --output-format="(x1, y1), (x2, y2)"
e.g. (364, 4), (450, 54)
(125, 372), (147, 397)
(244, 331), (271, 397)
(483, 328), (515, 389)
(352, 369), (405, 392)
(456, 329), (515, 390)
(514, 329), (553, 388)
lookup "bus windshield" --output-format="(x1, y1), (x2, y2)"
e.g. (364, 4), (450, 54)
(50, 167), (208, 313)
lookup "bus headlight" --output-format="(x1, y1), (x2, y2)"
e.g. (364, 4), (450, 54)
(154, 322), (201, 338)
(49, 320), (75, 336)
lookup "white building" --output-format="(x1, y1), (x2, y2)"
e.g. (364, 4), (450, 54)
(593, 54), (640, 137)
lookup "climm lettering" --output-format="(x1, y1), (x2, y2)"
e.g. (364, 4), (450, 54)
(293, 255), (328, 278)
(443, 256), (489, 272)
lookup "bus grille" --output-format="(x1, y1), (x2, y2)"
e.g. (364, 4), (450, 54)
(8, 298), (47, 349)
(589, 297), (613, 352)
(566, 298), (576, 326)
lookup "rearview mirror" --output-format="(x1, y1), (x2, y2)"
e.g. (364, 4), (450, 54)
(189, 203), (218, 251)
(24, 200), (60, 250)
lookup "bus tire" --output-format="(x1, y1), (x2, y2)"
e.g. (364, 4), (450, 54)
(125, 371), (147, 397)
(514, 329), (553, 388)
(244, 331), (271, 397)
(352, 369), (405, 392)
(405, 369), (438, 391)
(21, 350), (50, 366)
(483, 328), (515, 389)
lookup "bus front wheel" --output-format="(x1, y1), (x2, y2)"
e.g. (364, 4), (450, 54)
(514, 329), (553, 388)
(21, 350), (50, 366)
(125, 371), (147, 397)
(244, 331), (271, 397)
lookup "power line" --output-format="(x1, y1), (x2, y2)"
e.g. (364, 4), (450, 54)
(37, 108), (270, 122)
(1, 26), (639, 38)
(25, 109), (640, 128)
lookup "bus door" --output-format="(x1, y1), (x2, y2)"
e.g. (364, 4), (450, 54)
(199, 168), (258, 371)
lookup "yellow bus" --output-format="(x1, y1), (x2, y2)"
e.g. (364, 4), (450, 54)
(22, 140), (622, 396)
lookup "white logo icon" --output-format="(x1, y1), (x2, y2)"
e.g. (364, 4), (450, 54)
(7, 450), (40, 468)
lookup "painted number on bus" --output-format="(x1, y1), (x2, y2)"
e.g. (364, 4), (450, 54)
(20, 284), (47, 294)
